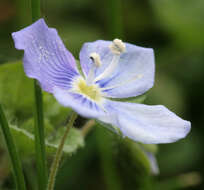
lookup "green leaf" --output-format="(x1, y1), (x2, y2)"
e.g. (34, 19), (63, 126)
(95, 123), (156, 176)
(10, 124), (84, 155)
(96, 120), (122, 136)
(0, 62), (84, 156)
(140, 143), (158, 154)
(121, 138), (152, 175)
(0, 62), (34, 119)
(0, 61), (71, 123)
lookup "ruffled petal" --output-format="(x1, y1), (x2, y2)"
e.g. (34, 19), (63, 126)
(12, 18), (79, 93)
(105, 101), (191, 144)
(79, 40), (155, 98)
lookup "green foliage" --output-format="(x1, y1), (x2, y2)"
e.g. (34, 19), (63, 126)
(10, 124), (84, 155)
(0, 62), (84, 156)
(0, 61), (34, 119)
(121, 138), (152, 175)
(96, 125), (158, 175)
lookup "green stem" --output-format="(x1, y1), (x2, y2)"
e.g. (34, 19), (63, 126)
(31, 0), (41, 22)
(33, 81), (48, 190)
(105, 0), (123, 39)
(47, 112), (78, 190)
(0, 104), (26, 190)
(15, 0), (31, 28)
(96, 127), (122, 190)
(30, 0), (48, 189)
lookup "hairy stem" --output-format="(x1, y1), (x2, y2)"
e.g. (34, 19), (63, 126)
(47, 112), (78, 190)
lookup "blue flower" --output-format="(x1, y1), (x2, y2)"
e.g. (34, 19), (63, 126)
(12, 19), (191, 144)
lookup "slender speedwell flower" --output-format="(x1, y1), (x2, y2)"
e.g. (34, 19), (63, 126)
(12, 19), (191, 144)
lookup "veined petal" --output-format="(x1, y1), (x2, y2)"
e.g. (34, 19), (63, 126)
(53, 87), (110, 119)
(79, 40), (155, 98)
(105, 101), (191, 144)
(12, 18), (79, 93)
(100, 44), (155, 98)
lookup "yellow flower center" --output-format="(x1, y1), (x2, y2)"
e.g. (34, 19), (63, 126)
(73, 77), (103, 102)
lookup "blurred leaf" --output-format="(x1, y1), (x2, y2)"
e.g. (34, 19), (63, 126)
(121, 138), (153, 175)
(96, 127), (122, 190)
(48, 124), (84, 154)
(141, 144), (158, 154)
(116, 137), (158, 189)
(10, 124), (84, 156)
(0, 61), (34, 119)
(96, 120), (122, 136)
(0, 61), (71, 124)
(0, 62), (84, 156)
(96, 124), (156, 176)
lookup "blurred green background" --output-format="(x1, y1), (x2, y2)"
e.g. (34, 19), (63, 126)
(0, 0), (203, 189)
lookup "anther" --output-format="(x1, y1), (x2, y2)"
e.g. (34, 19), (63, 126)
(109, 39), (126, 55)
(90, 52), (101, 67)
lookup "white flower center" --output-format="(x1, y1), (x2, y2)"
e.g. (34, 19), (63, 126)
(73, 38), (142, 102)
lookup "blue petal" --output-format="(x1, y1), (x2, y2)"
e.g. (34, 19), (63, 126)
(53, 87), (111, 119)
(105, 101), (191, 144)
(79, 40), (155, 98)
(12, 19), (79, 93)
(79, 40), (112, 77)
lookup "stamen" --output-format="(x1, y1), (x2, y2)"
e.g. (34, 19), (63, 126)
(109, 39), (126, 55)
(90, 52), (101, 67)
(86, 53), (101, 85)
(94, 55), (120, 82)
(94, 39), (125, 82)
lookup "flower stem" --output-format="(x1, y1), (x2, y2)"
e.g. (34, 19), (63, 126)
(81, 119), (95, 137)
(47, 112), (78, 190)
(33, 81), (48, 190)
(96, 127), (122, 190)
(30, 0), (48, 189)
(31, 0), (41, 22)
(105, 0), (123, 39)
(0, 104), (26, 190)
